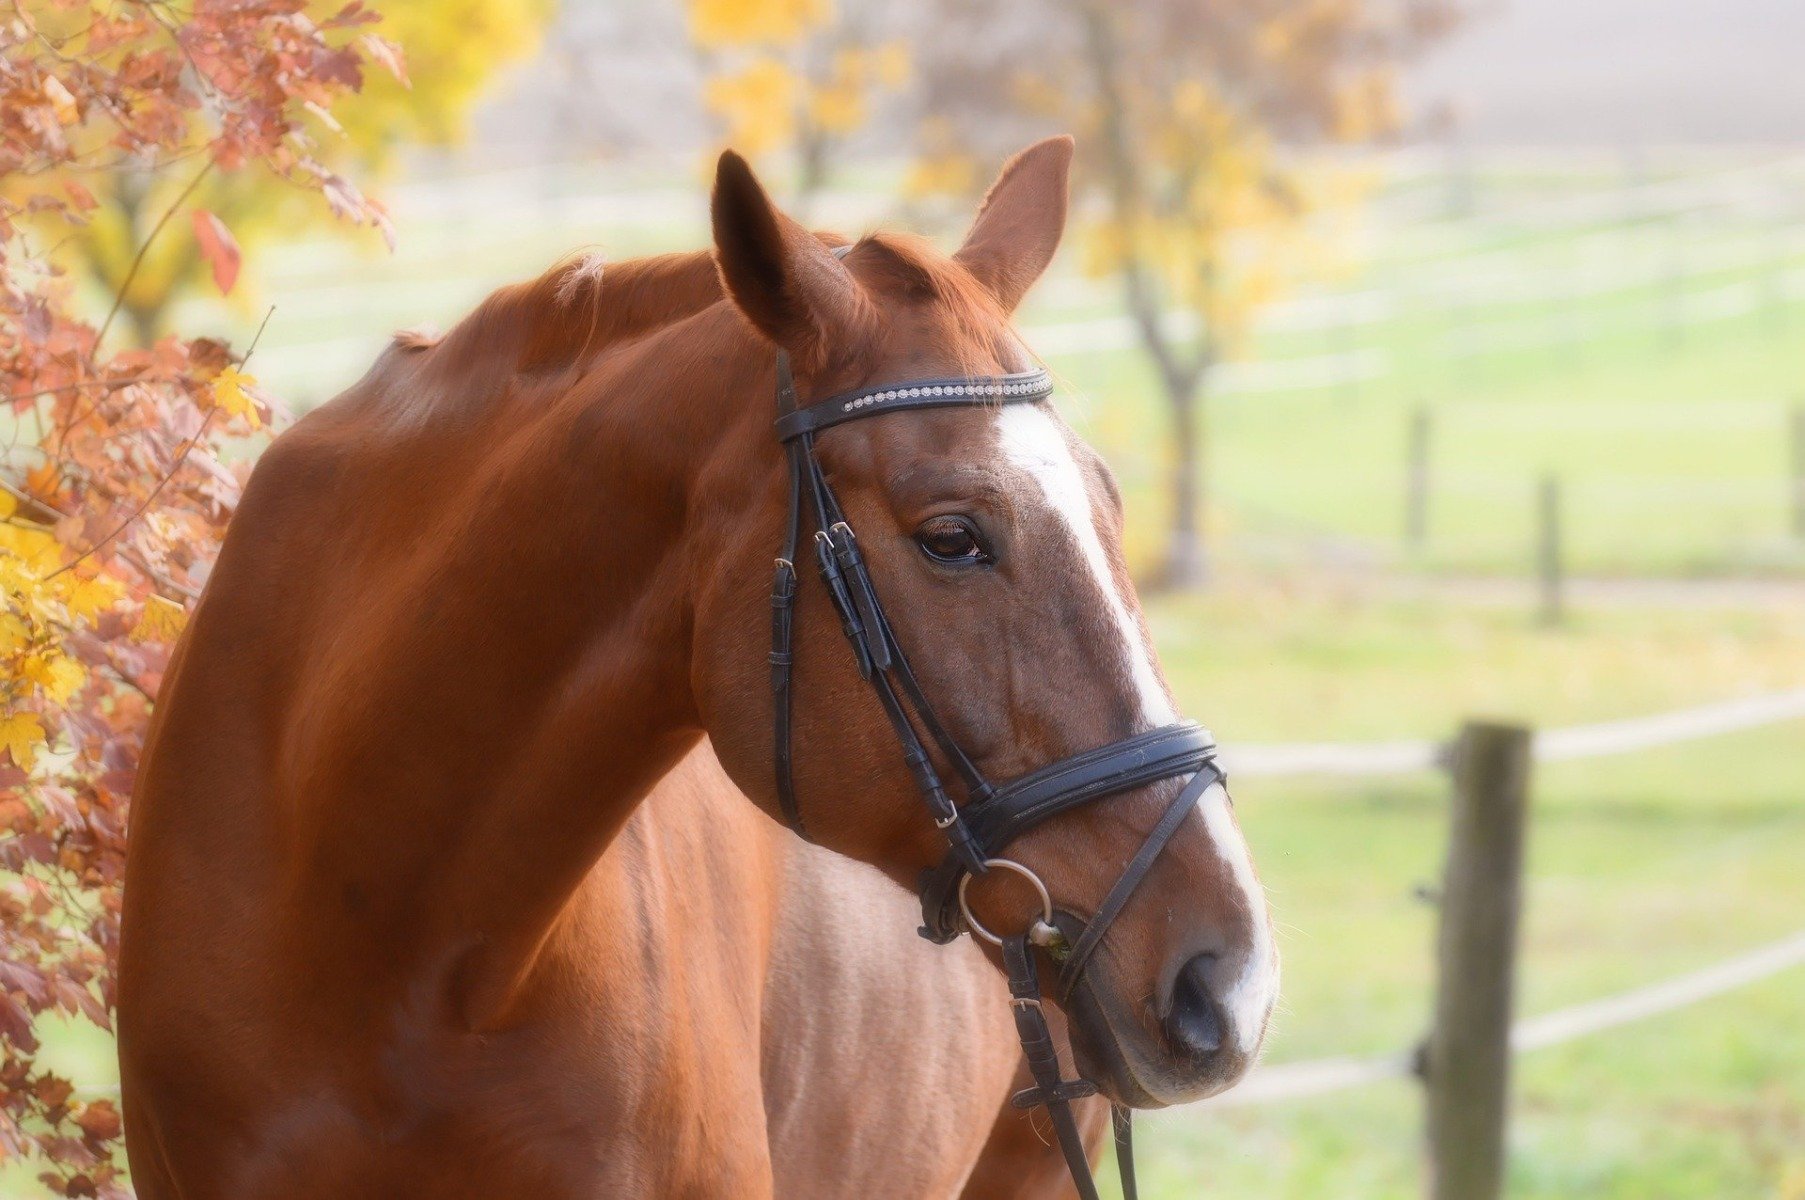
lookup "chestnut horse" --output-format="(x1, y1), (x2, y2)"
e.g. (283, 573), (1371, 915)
(118, 138), (1277, 1197)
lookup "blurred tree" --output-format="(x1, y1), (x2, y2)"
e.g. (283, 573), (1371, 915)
(688, 0), (910, 207)
(914, 0), (1463, 587)
(47, 0), (550, 345)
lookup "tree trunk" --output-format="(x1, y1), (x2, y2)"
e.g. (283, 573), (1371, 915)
(1159, 370), (1209, 589)
(793, 126), (830, 221)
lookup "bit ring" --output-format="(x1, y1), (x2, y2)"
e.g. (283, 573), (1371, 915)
(959, 858), (1056, 946)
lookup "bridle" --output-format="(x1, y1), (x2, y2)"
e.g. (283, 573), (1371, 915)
(764, 277), (1226, 1200)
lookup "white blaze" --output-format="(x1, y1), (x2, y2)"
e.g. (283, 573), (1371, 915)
(994, 404), (1176, 728)
(994, 402), (1277, 1054)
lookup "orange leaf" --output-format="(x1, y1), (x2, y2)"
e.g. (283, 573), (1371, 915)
(64, 179), (97, 212)
(76, 1099), (122, 1142)
(191, 209), (241, 295)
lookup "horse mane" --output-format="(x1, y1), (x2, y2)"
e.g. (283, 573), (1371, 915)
(427, 248), (729, 375)
(338, 230), (1013, 436)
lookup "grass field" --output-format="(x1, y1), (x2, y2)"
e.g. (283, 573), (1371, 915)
(1116, 585), (1805, 1199)
(180, 150), (1805, 581)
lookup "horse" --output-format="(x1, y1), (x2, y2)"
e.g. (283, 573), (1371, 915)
(118, 136), (1278, 1197)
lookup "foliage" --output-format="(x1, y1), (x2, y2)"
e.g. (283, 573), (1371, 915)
(0, 3), (399, 1192)
(689, 0), (908, 194)
(26, 0), (549, 345)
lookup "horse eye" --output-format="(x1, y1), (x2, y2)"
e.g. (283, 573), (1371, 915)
(915, 516), (991, 566)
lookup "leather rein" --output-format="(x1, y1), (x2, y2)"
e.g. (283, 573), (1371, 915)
(766, 320), (1225, 1200)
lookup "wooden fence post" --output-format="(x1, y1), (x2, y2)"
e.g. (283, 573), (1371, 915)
(1791, 402), (1804, 540)
(1425, 721), (1533, 1200)
(1406, 406), (1431, 549)
(1537, 475), (1563, 626)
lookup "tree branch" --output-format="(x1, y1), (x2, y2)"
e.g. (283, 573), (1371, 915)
(94, 159), (213, 349)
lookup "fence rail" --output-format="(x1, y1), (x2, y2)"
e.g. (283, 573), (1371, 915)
(1197, 927), (1805, 1110)
(1225, 686), (1805, 778)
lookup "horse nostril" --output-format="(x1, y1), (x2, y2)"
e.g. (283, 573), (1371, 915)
(1165, 954), (1225, 1059)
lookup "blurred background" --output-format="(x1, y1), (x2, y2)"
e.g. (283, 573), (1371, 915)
(18, 0), (1805, 1195)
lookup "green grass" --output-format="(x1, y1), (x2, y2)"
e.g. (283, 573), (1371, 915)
(1098, 583), (1805, 1199)
(1115, 722), (1805, 1199)
(164, 151), (1805, 584)
(1146, 583), (1805, 741)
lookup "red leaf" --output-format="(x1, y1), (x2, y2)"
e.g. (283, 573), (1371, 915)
(190, 209), (240, 295)
(76, 1100), (122, 1143)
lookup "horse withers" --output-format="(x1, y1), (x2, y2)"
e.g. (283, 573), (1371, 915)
(118, 137), (1276, 1196)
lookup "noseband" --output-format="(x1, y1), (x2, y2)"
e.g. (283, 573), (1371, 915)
(765, 299), (1225, 1200)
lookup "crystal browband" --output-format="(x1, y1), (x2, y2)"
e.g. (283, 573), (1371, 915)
(774, 367), (1054, 442)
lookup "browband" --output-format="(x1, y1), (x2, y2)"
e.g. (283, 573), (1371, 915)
(775, 368), (1054, 442)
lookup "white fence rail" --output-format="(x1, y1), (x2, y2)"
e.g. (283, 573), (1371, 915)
(1226, 686), (1805, 779)
(1199, 928), (1805, 1110)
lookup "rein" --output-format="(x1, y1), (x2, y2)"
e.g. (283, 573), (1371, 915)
(766, 308), (1225, 1200)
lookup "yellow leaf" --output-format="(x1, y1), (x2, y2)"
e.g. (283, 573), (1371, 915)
(871, 43), (910, 89)
(689, 0), (828, 47)
(807, 82), (864, 135)
(0, 490), (15, 519)
(64, 574), (124, 623)
(0, 613), (30, 657)
(0, 712), (45, 771)
(41, 657), (86, 705)
(704, 58), (801, 157)
(213, 365), (261, 429)
(130, 594), (188, 643)
(904, 152), (979, 200)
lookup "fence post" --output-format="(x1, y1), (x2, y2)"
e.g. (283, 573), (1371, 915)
(1537, 475), (1563, 626)
(1425, 721), (1533, 1200)
(1406, 405), (1431, 549)
(1791, 402), (1805, 540)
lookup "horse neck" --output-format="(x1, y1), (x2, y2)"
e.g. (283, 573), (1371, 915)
(274, 296), (781, 1027)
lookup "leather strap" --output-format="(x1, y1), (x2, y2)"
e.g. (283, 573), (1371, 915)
(1059, 766), (1216, 1003)
(775, 368), (1053, 442)
(916, 728), (1221, 943)
(1113, 1104), (1138, 1200)
(1003, 933), (1104, 1200)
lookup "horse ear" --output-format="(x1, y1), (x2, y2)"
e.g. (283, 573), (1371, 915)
(954, 136), (1074, 314)
(711, 150), (865, 369)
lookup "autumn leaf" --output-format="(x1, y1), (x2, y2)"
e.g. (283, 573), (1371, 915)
(64, 574), (125, 622)
(42, 77), (79, 125)
(0, 613), (29, 656)
(131, 594), (188, 643)
(212, 365), (260, 428)
(40, 657), (87, 705)
(75, 1100), (122, 1142)
(0, 712), (46, 771)
(359, 34), (411, 87)
(192, 210), (242, 295)
(63, 179), (97, 212)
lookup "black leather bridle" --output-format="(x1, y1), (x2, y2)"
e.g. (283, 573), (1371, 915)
(766, 309), (1225, 1200)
